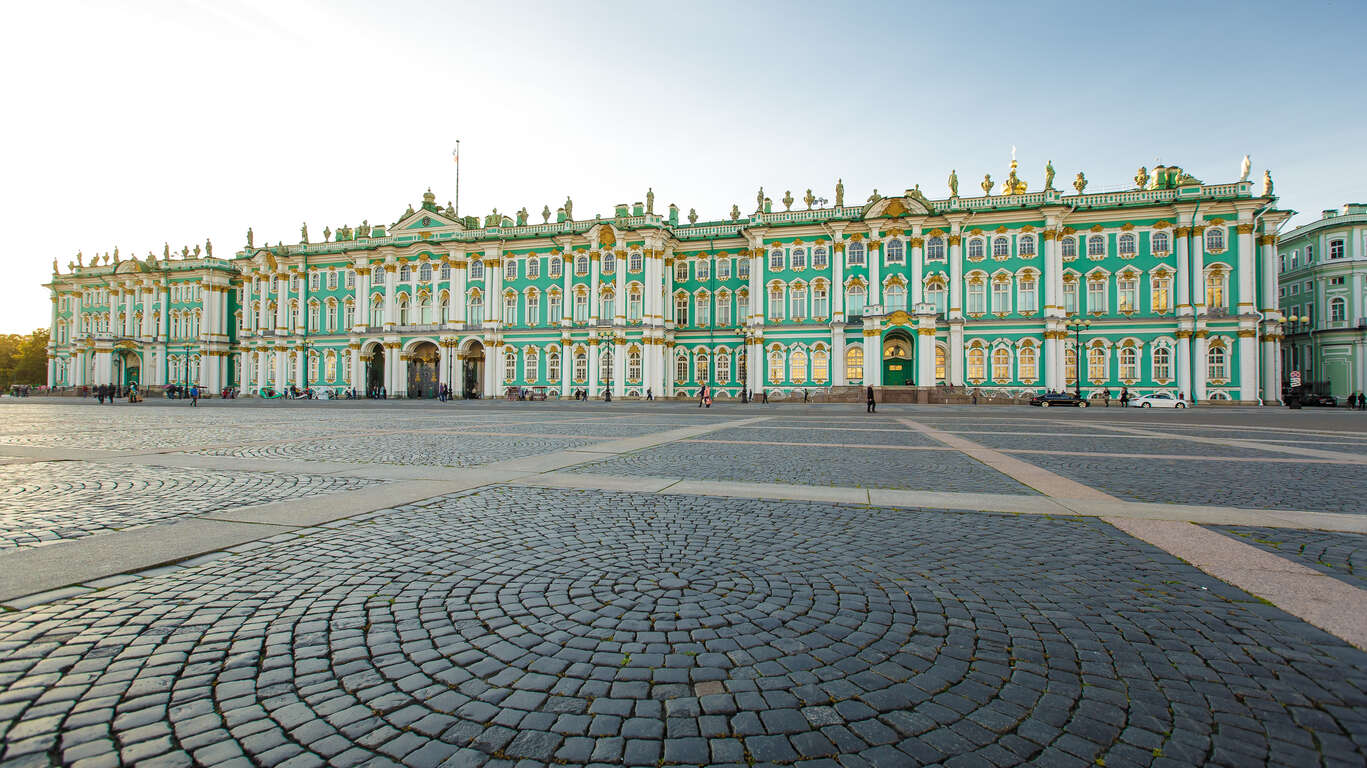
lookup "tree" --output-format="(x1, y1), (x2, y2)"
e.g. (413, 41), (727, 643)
(0, 330), (50, 389)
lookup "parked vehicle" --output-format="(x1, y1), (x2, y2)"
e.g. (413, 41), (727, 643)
(1131, 392), (1188, 409)
(1301, 393), (1338, 407)
(1029, 392), (1088, 408)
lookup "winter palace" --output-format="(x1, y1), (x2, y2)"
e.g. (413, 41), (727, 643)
(44, 159), (1293, 403)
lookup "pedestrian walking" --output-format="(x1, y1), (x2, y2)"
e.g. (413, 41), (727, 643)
(96, 385), (105, 405)
(1102, 388), (1112, 407)
(866, 385), (876, 413)
(761, 391), (768, 404)
(803, 388), (809, 403)
(646, 387), (653, 401)
(698, 384), (707, 408)
(190, 385), (199, 407)
(1120, 387), (1130, 407)
(740, 387), (748, 404)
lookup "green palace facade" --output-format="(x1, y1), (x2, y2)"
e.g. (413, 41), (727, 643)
(44, 160), (1293, 403)
(1277, 203), (1367, 399)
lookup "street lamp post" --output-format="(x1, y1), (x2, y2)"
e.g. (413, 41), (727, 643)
(1066, 317), (1092, 399)
(300, 339), (312, 398)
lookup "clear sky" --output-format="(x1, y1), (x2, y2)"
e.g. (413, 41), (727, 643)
(2, 0), (1362, 332)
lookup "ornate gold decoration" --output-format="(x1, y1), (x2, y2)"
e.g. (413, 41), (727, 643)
(1209, 217), (1226, 226)
(1121, 223), (1135, 232)
(928, 228), (946, 237)
(917, 328), (936, 336)
(1089, 224), (1103, 233)
(1257, 234), (1276, 246)
(1237, 329), (1257, 338)
(1174, 226), (1190, 237)
(948, 235), (962, 246)
(1191, 225), (1207, 235)
(884, 200), (908, 218)
(910, 237), (924, 248)
(1236, 223), (1254, 234)
(1041, 230), (1056, 241)
(887, 310), (911, 326)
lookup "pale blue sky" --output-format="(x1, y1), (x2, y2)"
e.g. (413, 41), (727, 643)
(1, 0), (1362, 331)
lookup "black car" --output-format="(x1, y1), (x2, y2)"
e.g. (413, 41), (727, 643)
(1301, 393), (1337, 407)
(1029, 392), (1088, 408)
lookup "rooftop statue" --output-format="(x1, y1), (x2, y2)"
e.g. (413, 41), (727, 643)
(112, 246), (119, 263)
(542, 204), (551, 224)
(646, 187), (654, 214)
(1262, 169), (1274, 197)
(1135, 166), (1149, 190)
(981, 174), (993, 196)
(688, 208), (698, 224)
(730, 204), (740, 221)
(756, 187), (764, 213)
(516, 207), (528, 226)
(246, 227), (254, 248)
(76, 251), (83, 266)
(164, 243), (170, 259)
(867, 189), (880, 204)
(1073, 171), (1088, 194)
(205, 238), (213, 257)
(948, 169), (959, 197)
(1241, 154), (1251, 182)
(835, 178), (844, 207)
(52, 258), (58, 273)
(301, 222), (308, 243)
(804, 189), (815, 210)
(564, 196), (573, 220)
(323, 226), (331, 242)
(1044, 161), (1055, 191)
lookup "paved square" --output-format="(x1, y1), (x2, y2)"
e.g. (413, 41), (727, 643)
(0, 399), (1365, 767)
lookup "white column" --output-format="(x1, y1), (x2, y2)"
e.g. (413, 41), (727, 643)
(910, 232), (924, 306)
(832, 327), (846, 386)
(486, 250), (503, 326)
(613, 339), (625, 396)
(862, 327), (881, 387)
(588, 340), (600, 395)
(483, 343), (498, 397)
(1177, 333), (1192, 401)
(1239, 331), (1258, 402)
(142, 288), (154, 338)
(276, 273), (289, 332)
(1191, 226), (1207, 315)
(589, 253), (601, 325)
(1194, 333), (1209, 402)
(949, 322), (965, 386)
(561, 253), (573, 324)
(832, 241), (845, 321)
(453, 257), (468, 325)
(382, 266), (397, 328)
(1176, 226), (1192, 313)
(352, 263), (367, 331)
(868, 235), (881, 307)
(1236, 223), (1256, 313)
(560, 339), (572, 397)
(106, 290), (117, 335)
(614, 251), (627, 326)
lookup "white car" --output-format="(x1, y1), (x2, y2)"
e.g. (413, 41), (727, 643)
(1131, 392), (1188, 408)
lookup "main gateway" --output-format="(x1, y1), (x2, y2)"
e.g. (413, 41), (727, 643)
(44, 161), (1292, 403)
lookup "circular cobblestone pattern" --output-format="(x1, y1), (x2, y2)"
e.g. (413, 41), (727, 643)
(1, 487), (1364, 767)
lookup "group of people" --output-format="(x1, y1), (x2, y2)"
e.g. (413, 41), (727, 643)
(1346, 392), (1367, 410)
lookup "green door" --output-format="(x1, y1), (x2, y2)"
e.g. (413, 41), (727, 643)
(883, 358), (913, 386)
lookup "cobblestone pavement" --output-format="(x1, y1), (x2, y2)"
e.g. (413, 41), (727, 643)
(1, 487), (1363, 767)
(0, 462), (381, 550)
(188, 433), (600, 467)
(569, 441), (1040, 494)
(1210, 526), (1367, 591)
(1, 400), (1366, 767)
(1013, 453), (1367, 513)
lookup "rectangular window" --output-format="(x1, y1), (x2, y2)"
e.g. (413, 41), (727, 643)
(717, 260), (730, 280)
(717, 296), (731, 326)
(695, 296), (710, 327)
(1018, 279), (1037, 313)
(814, 287), (829, 318)
(991, 281), (1010, 314)
(791, 288), (807, 320)
(549, 258), (562, 278)
(737, 260), (750, 279)
(526, 258), (539, 279)
(504, 260), (517, 281)
(1063, 282), (1078, 314)
(967, 282), (985, 314)
(527, 295), (540, 326)
(696, 259), (709, 281)
(1087, 280), (1107, 312)
(549, 294), (562, 321)
(1152, 276), (1171, 313)
(1118, 278), (1138, 312)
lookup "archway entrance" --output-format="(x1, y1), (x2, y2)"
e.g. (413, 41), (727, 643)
(366, 345), (385, 396)
(882, 331), (915, 386)
(116, 349), (141, 388)
(463, 342), (485, 398)
(407, 342), (439, 399)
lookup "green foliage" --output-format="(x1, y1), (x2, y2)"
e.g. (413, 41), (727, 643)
(0, 329), (49, 389)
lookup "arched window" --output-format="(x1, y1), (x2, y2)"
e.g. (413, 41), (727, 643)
(846, 346), (863, 382)
(438, 294), (449, 324)
(968, 348), (986, 380)
(627, 285), (643, 322)
(968, 239), (985, 260)
(693, 349), (707, 383)
(926, 279), (947, 315)
(1152, 231), (1170, 253)
(1066, 346), (1078, 384)
(629, 252), (643, 272)
(399, 264), (411, 281)
(991, 348), (1011, 381)
(1088, 346), (1107, 381)
(308, 352), (320, 383)
(992, 237), (1009, 258)
(1062, 237), (1077, 259)
(469, 260), (484, 280)
(397, 296), (410, 325)
(1205, 227), (1225, 252)
(769, 249), (784, 271)
(674, 260), (688, 282)
(791, 248), (807, 269)
(674, 293), (689, 325)
(813, 247), (828, 268)
(419, 263), (432, 282)
(503, 349), (517, 384)
(789, 348), (808, 383)
(935, 346), (946, 381)
(1019, 346), (1037, 380)
(885, 282), (906, 311)
(602, 251), (615, 274)
(1119, 347), (1138, 380)
(419, 295), (433, 324)
(1207, 345), (1227, 380)
(812, 348), (828, 383)
(572, 290), (588, 323)
(675, 352), (688, 384)
(547, 348), (561, 382)
(1205, 271), (1226, 308)
(927, 237), (945, 261)
(600, 291), (614, 322)
(327, 271), (338, 290)
(549, 257), (563, 278)
(846, 285), (866, 317)
(1087, 236), (1106, 257)
(768, 285), (785, 320)
(576, 256), (589, 276)
(1153, 346), (1171, 381)
(1330, 297), (1346, 323)
(467, 293), (484, 325)
(886, 240), (904, 263)
(308, 302), (320, 332)
(1118, 234), (1137, 257)
(847, 241), (865, 265)
(1018, 236), (1035, 257)
(370, 297), (383, 327)
(600, 347), (614, 384)
(767, 348), (785, 383)
(1151, 272), (1172, 313)
(439, 264), (450, 281)
(628, 347), (642, 382)
(574, 348), (588, 383)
